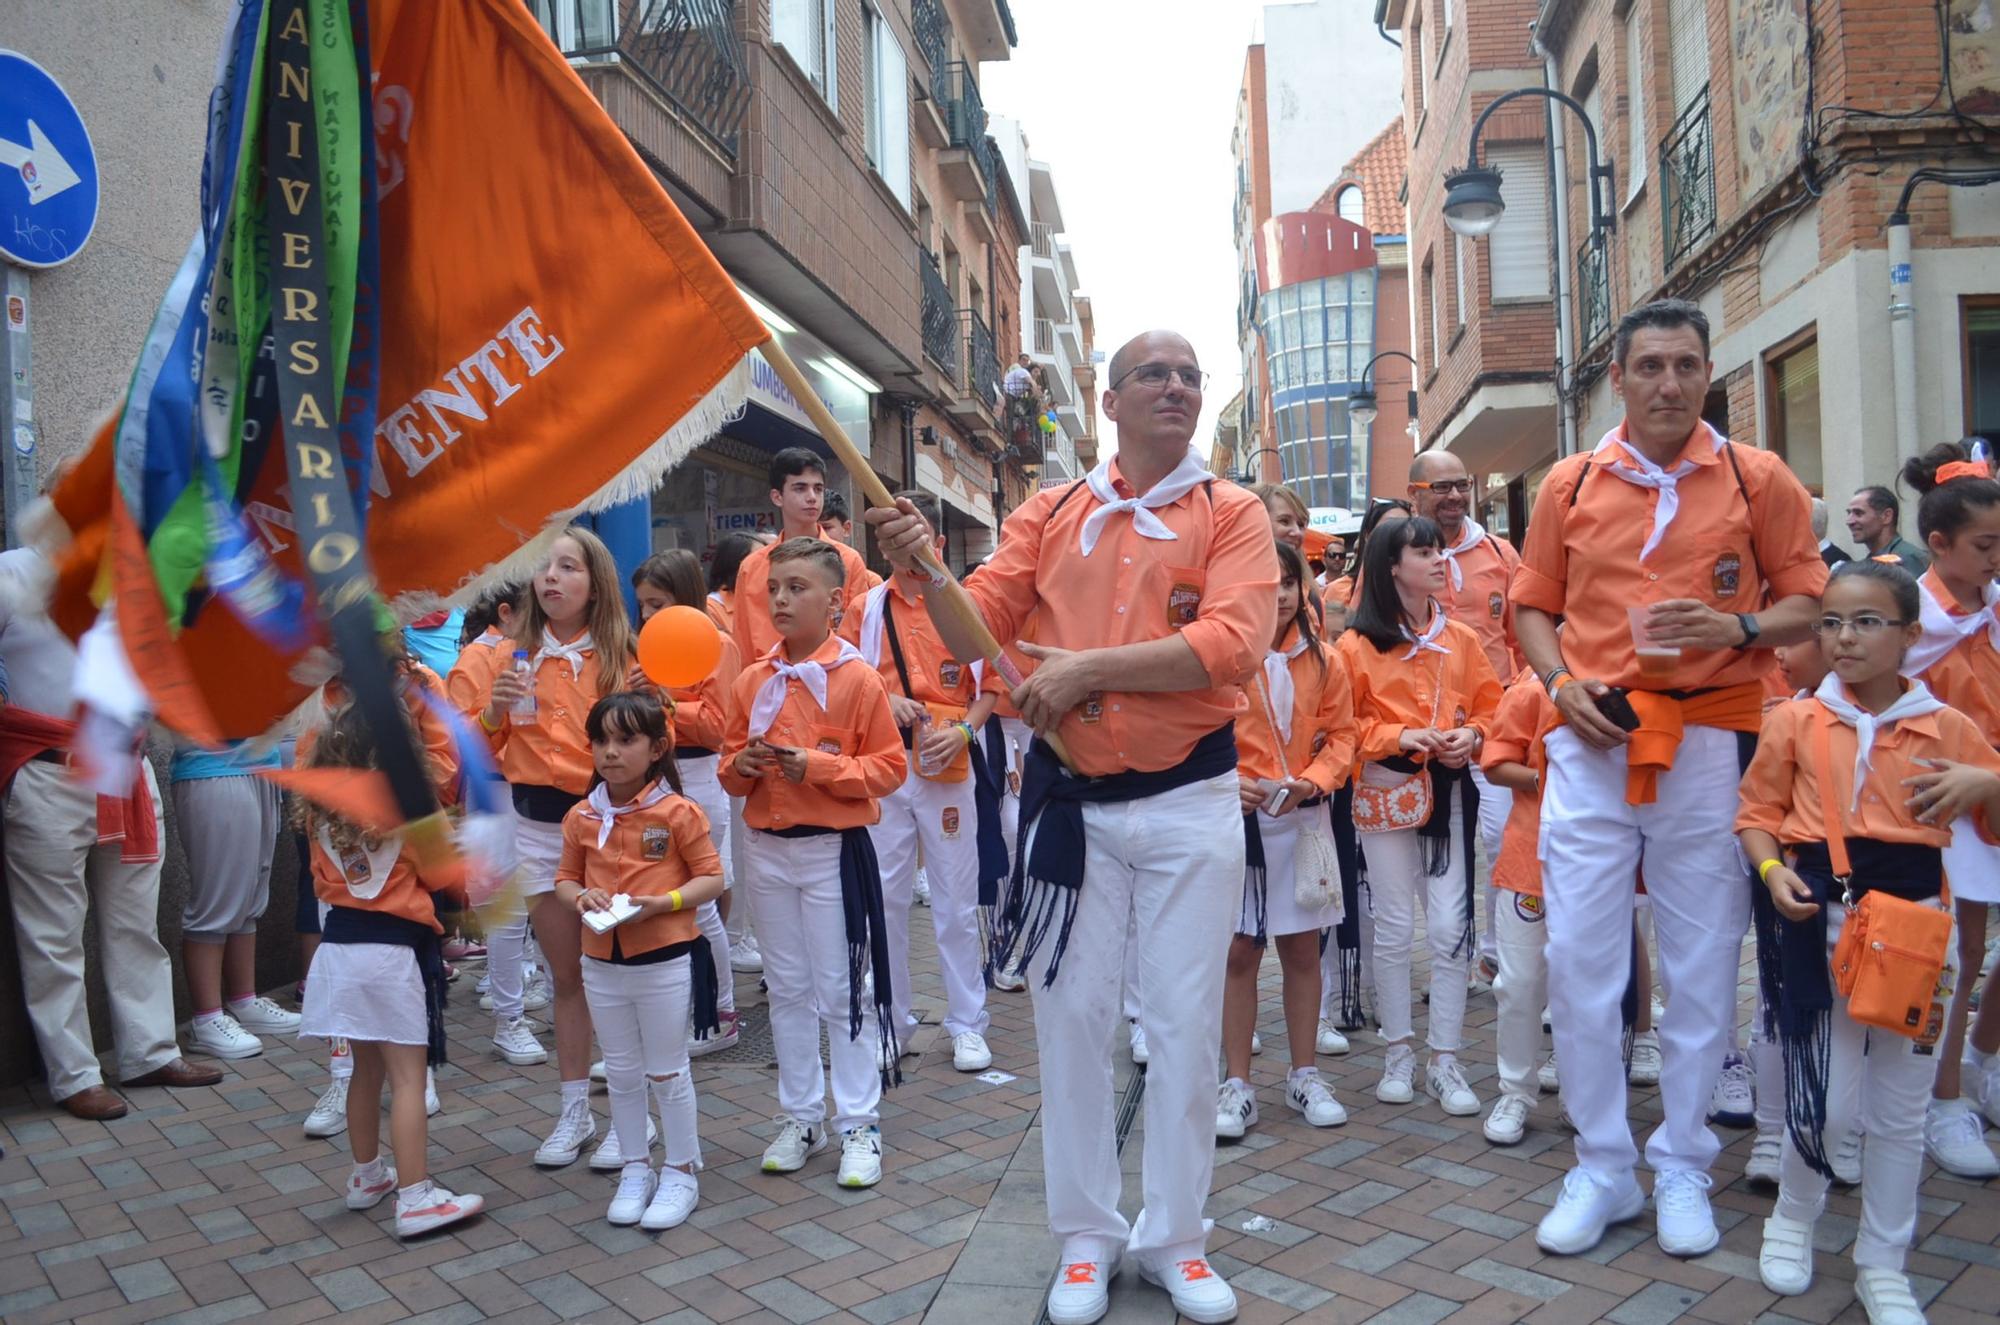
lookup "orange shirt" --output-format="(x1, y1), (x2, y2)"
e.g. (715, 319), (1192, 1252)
(1736, 695), (2000, 848)
(557, 785), (721, 960)
(1481, 668), (1555, 896)
(1237, 629), (1356, 793)
(841, 574), (981, 780)
(669, 631), (740, 752)
(446, 630), (509, 722)
(961, 466), (1279, 777)
(720, 633), (907, 830)
(1440, 529), (1522, 679)
(1911, 569), (2000, 745)
(1336, 616), (1504, 765)
(705, 589), (734, 640)
(493, 636), (614, 794)
(1511, 423), (1825, 691)
(732, 535), (882, 666)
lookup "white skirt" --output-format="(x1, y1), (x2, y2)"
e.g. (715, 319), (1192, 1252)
(514, 809), (565, 898)
(1240, 806), (1340, 938)
(299, 942), (428, 1046)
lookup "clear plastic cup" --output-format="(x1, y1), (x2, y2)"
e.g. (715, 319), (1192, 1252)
(1628, 606), (1680, 681)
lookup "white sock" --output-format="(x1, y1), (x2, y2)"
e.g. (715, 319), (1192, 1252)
(330, 1038), (353, 1081)
(1288, 1066), (1319, 1087)
(353, 1156), (386, 1183)
(193, 1009), (227, 1028)
(561, 1078), (589, 1108)
(1967, 1046), (1994, 1072)
(225, 994), (257, 1011)
(396, 1179), (434, 1209)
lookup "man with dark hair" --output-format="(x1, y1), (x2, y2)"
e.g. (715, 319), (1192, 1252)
(733, 447), (880, 665)
(1845, 485), (1929, 571)
(1511, 298), (1825, 1259)
(819, 492), (854, 546)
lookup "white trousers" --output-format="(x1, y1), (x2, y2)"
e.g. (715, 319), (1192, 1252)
(1026, 770), (1241, 1267)
(1776, 903), (1953, 1270)
(1541, 725), (1750, 1179)
(726, 794), (756, 943)
(1472, 767), (1512, 965)
(1365, 799), (1472, 1052)
(486, 812), (563, 1022)
(1492, 890), (1550, 1103)
(743, 829), (881, 1133)
(870, 772), (987, 1037)
(581, 956), (702, 1169)
(4, 760), (179, 1097)
(679, 755), (734, 1013)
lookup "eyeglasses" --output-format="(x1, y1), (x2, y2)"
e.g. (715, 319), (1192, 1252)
(1411, 479), (1474, 496)
(1810, 614), (1910, 638)
(1113, 363), (1209, 392)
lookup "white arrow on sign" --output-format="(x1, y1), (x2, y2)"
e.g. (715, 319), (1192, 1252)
(0, 120), (83, 204)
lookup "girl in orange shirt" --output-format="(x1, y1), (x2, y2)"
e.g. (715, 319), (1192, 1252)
(1217, 541), (1356, 1142)
(633, 550), (743, 1053)
(481, 525), (638, 1170)
(1739, 561), (2000, 1317)
(1895, 441), (2000, 1179)
(557, 691), (725, 1230)
(1336, 514), (1502, 1118)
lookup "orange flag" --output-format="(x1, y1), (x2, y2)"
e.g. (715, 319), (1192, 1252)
(46, 0), (769, 740)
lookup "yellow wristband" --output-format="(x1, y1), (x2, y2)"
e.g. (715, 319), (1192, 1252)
(478, 711), (503, 734)
(1757, 858), (1782, 883)
(668, 889), (683, 912)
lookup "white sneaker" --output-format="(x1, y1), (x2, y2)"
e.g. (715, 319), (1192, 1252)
(761, 1115), (829, 1173)
(992, 964), (1028, 992)
(590, 1116), (658, 1170)
(1708, 1051), (1755, 1128)
(1628, 1031), (1662, 1086)
(228, 996), (302, 1034)
(1855, 1267), (1928, 1325)
(688, 1010), (741, 1058)
(1745, 1133), (1784, 1189)
(492, 1016), (548, 1066)
(1831, 1126), (1863, 1185)
(590, 1058), (607, 1082)
(606, 1164), (657, 1226)
(425, 1068), (440, 1118)
(520, 974), (553, 1012)
(1426, 1057), (1480, 1116)
(1250, 1030), (1263, 1055)
(533, 1099), (596, 1167)
(346, 1162), (397, 1210)
(913, 868), (932, 906)
(1483, 1095), (1530, 1146)
(394, 1181), (483, 1238)
(1970, 1055), (2000, 1129)
(1535, 1167), (1645, 1255)
(1538, 1051), (1560, 1094)
(838, 1125), (883, 1188)
(1315, 1019), (1350, 1056)
(1924, 1099), (2000, 1177)
(1128, 1022), (1149, 1065)
(1286, 1072), (1347, 1127)
(952, 1031), (993, 1072)
(1758, 1211), (1814, 1295)
(305, 1077), (350, 1138)
(1377, 1044), (1416, 1104)
(642, 1168), (699, 1230)
(1215, 1079), (1258, 1140)
(1653, 1169), (1719, 1257)
(730, 934), (764, 972)
(190, 1014), (264, 1061)
(1046, 1256), (1116, 1325)
(1136, 1256), (1237, 1324)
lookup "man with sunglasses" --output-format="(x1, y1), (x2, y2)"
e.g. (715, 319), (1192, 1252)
(867, 332), (1276, 1325)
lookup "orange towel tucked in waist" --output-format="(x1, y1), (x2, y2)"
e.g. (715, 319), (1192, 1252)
(1624, 682), (1764, 805)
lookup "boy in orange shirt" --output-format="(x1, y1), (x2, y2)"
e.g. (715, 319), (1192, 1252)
(731, 449), (881, 666)
(722, 538), (907, 1191)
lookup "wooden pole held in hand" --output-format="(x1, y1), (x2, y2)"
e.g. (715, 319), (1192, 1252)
(756, 336), (1075, 770)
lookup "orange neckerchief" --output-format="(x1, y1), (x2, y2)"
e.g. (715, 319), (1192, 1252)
(1623, 683), (1764, 805)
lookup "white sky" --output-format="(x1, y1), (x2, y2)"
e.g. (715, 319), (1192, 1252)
(981, 0), (1278, 459)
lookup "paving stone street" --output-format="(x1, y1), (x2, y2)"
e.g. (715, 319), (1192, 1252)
(2, 917), (1997, 1325)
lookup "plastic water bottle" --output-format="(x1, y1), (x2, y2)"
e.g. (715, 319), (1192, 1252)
(510, 650), (537, 724)
(915, 712), (947, 778)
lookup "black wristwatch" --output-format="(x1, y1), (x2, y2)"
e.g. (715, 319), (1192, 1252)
(1733, 613), (1761, 650)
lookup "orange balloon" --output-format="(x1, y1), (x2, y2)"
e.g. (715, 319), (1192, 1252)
(637, 605), (724, 687)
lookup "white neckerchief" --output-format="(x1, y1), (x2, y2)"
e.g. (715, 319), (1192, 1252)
(1399, 603), (1451, 660)
(532, 627), (594, 681)
(856, 581), (921, 669)
(1902, 575), (2000, 676)
(1438, 519), (1488, 593)
(706, 591), (726, 612)
(1591, 421), (1724, 561)
(1813, 674), (1945, 812)
(1076, 449), (1211, 557)
(582, 778), (674, 850)
(1263, 634), (1312, 743)
(748, 638), (866, 738)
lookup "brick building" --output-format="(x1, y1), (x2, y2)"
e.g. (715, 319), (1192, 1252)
(1383, 0), (2000, 540)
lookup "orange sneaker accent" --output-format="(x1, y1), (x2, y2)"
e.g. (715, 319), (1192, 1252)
(1176, 1259), (1214, 1281)
(1062, 1262), (1098, 1285)
(407, 1201), (460, 1219)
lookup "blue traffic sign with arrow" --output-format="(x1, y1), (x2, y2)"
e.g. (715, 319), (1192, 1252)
(0, 50), (99, 268)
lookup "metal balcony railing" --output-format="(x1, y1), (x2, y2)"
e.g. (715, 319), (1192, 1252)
(1577, 238), (1611, 350)
(1660, 85), (1715, 271)
(1030, 222), (1056, 259)
(939, 61), (997, 211)
(912, 0), (954, 104)
(532, 0), (750, 157)
(1033, 317), (1056, 355)
(963, 309), (1001, 411)
(921, 251), (960, 378)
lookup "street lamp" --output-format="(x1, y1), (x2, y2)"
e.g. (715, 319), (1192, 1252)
(1443, 87), (1616, 248)
(1235, 445), (1284, 485)
(1348, 350), (1419, 430)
